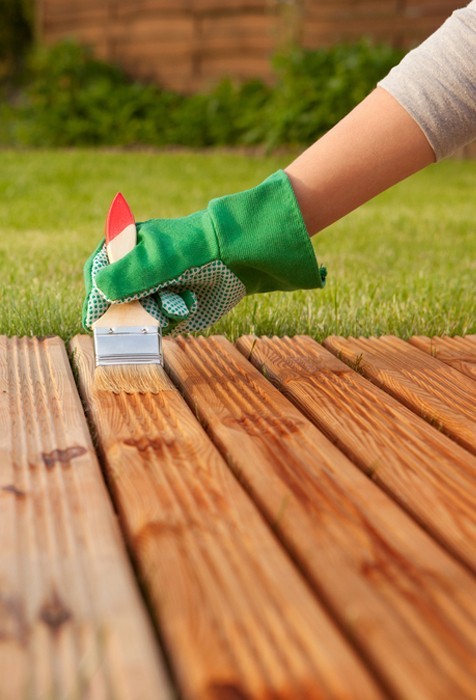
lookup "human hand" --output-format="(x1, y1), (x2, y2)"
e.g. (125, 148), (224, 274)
(83, 170), (326, 335)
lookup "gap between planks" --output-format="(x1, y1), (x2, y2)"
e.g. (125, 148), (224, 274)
(71, 334), (382, 700)
(235, 334), (476, 575)
(5, 332), (475, 699)
(409, 334), (476, 381)
(0, 336), (171, 700)
(323, 335), (476, 455)
(163, 334), (476, 700)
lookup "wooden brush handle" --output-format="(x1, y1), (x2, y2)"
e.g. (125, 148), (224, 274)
(93, 192), (158, 330)
(106, 193), (137, 263)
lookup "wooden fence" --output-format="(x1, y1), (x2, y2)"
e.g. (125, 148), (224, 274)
(36, 0), (464, 92)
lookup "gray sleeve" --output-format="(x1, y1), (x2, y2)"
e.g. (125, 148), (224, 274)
(378, 1), (476, 160)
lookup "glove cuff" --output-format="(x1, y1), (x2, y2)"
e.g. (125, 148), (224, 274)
(208, 169), (327, 295)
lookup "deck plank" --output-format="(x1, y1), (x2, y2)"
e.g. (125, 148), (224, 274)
(409, 335), (476, 380)
(71, 335), (382, 700)
(235, 335), (476, 573)
(323, 335), (476, 455)
(165, 335), (476, 700)
(0, 337), (171, 700)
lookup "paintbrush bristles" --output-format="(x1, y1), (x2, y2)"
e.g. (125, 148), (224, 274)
(94, 363), (170, 394)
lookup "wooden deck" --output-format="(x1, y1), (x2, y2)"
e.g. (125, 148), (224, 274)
(1, 334), (475, 699)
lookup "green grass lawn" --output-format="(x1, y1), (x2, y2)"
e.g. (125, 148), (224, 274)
(0, 148), (474, 340)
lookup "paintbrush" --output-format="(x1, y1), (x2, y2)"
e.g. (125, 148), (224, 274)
(93, 192), (163, 394)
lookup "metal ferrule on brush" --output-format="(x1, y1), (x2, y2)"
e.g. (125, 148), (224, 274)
(92, 193), (165, 393)
(94, 325), (163, 366)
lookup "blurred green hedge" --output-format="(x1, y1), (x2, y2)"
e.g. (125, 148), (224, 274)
(0, 39), (404, 148)
(0, 0), (33, 86)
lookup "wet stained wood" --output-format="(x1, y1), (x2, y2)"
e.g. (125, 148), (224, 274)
(409, 335), (476, 381)
(0, 336), (171, 700)
(164, 335), (476, 700)
(70, 335), (382, 700)
(235, 335), (476, 574)
(323, 335), (476, 455)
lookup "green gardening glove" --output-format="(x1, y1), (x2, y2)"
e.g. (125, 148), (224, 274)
(83, 170), (327, 334)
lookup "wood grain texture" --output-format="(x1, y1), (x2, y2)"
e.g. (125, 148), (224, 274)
(410, 335), (476, 380)
(323, 335), (476, 455)
(164, 335), (476, 700)
(236, 334), (476, 573)
(71, 334), (382, 700)
(0, 336), (170, 700)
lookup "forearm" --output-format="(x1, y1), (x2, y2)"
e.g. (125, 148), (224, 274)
(286, 1), (476, 236)
(285, 87), (435, 235)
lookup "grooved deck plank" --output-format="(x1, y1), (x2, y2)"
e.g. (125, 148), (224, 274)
(164, 335), (476, 700)
(235, 335), (476, 573)
(409, 335), (476, 380)
(323, 335), (476, 455)
(0, 336), (171, 700)
(70, 335), (382, 700)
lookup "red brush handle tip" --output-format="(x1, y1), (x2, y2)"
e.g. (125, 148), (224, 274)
(106, 193), (135, 244)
